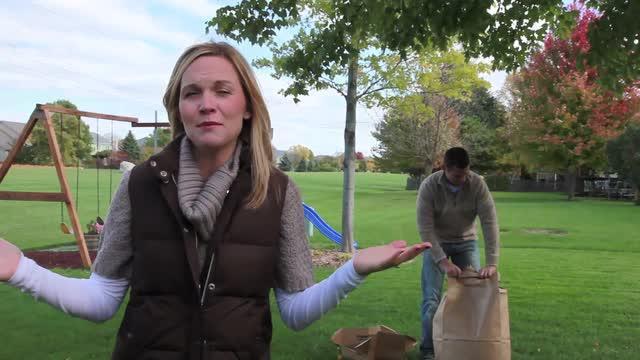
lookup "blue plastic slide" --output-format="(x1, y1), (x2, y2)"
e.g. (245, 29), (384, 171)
(302, 203), (358, 248)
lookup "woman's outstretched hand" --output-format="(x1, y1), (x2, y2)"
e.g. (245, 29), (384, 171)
(353, 240), (431, 276)
(0, 239), (21, 282)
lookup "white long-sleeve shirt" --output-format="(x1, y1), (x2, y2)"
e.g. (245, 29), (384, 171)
(9, 253), (365, 330)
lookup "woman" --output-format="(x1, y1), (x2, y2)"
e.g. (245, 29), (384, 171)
(0, 42), (429, 359)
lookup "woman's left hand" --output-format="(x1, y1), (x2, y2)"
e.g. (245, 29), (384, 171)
(353, 240), (432, 276)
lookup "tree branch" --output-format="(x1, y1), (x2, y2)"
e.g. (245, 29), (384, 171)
(357, 58), (403, 99)
(358, 86), (394, 99)
(319, 76), (347, 97)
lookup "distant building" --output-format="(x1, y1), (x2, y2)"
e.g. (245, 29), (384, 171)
(0, 120), (26, 162)
(90, 132), (119, 154)
(1, 122), (124, 162)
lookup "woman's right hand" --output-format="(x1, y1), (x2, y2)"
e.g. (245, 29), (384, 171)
(0, 239), (21, 282)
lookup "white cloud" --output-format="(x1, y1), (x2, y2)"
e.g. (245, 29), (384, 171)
(1, 4), (189, 103)
(0, 0), (508, 156)
(0, 0), (358, 155)
(262, 80), (380, 155)
(0, 1), (198, 142)
(155, 0), (219, 18)
(32, 0), (195, 47)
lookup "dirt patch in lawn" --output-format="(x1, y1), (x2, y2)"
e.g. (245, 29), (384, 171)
(523, 227), (568, 236)
(310, 248), (353, 268)
(22, 246), (351, 270)
(23, 250), (97, 269)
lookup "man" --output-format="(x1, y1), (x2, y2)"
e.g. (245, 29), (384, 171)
(417, 147), (500, 360)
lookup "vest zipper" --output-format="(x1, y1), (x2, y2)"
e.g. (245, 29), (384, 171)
(201, 252), (215, 306)
(195, 231), (201, 295)
(173, 172), (209, 356)
(201, 339), (208, 359)
(173, 172), (206, 301)
(200, 190), (228, 306)
(195, 232), (208, 358)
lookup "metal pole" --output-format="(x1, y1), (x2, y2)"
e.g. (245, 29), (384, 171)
(153, 110), (158, 153)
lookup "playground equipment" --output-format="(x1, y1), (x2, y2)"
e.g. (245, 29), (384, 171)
(56, 112), (114, 234)
(0, 104), (138, 267)
(302, 203), (358, 248)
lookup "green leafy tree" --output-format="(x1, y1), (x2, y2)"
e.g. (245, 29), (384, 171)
(455, 87), (507, 129)
(459, 117), (500, 174)
(314, 155), (340, 172)
(383, 49), (488, 174)
(506, 8), (640, 199)
(95, 149), (112, 158)
(278, 153), (292, 171)
(24, 99), (92, 165)
(583, 0), (640, 92)
(144, 128), (172, 149)
(454, 86), (507, 173)
(207, 0), (629, 251)
(13, 140), (36, 164)
(119, 131), (141, 162)
(306, 158), (316, 172)
(295, 158), (308, 172)
(357, 159), (367, 172)
(607, 123), (640, 205)
(287, 144), (315, 170)
(373, 102), (460, 180)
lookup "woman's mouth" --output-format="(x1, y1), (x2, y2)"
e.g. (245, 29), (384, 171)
(197, 121), (222, 128)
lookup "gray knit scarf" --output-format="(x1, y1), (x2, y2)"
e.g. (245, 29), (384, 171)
(177, 136), (241, 242)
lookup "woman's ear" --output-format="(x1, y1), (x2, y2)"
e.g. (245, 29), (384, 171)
(243, 111), (251, 119)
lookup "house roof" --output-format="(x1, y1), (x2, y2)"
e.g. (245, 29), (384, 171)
(90, 132), (113, 146)
(0, 121), (26, 154)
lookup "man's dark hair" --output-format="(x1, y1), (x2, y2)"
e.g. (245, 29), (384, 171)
(444, 147), (470, 169)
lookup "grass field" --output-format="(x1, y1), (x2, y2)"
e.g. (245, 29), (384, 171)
(1, 168), (639, 359)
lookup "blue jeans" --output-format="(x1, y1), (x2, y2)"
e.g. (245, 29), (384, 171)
(420, 240), (481, 354)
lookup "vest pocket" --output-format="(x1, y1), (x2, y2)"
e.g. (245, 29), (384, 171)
(113, 297), (190, 359)
(213, 243), (277, 293)
(207, 349), (253, 360)
(113, 304), (151, 359)
(137, 349), (184, 360)
(202, 296), (269, 353)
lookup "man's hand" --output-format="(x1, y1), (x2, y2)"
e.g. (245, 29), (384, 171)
(438, 259), (462, 277)
(479, 265), (497, 279)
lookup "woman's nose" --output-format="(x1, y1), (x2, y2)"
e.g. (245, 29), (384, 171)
(199, 91), (217, 113)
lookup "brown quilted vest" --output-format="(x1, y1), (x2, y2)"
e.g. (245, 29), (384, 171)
(112, 136), (288, 360)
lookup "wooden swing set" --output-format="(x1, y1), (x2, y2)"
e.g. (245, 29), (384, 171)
(0, 104), (143, 267)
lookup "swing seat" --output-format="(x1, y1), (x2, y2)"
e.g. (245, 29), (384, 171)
(60, 222), (74, 235)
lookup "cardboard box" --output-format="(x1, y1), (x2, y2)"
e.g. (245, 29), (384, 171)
(331, 325), (417, 360)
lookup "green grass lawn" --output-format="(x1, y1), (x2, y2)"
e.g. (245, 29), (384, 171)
(1, 168), (639, 359)
(0, 166), (120, 250)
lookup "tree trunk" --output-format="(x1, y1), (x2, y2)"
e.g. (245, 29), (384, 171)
(634, 187), (640, 206)
(424, 159), (433, 177)
(566, 168), (576, 201)
(406, 174), (421, 190)
(430, 96), (441, 171)
(341, 55), (358, 253)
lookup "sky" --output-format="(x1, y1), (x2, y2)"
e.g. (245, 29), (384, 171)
(0, 0), (506, 156)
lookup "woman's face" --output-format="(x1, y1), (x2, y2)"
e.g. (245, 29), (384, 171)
(179, 55), (249, 152)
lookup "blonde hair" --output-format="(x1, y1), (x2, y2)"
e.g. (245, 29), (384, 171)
(163, 42), (273, 208)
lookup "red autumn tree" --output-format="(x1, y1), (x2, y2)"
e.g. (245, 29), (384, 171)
(508, 5), (640, 200)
